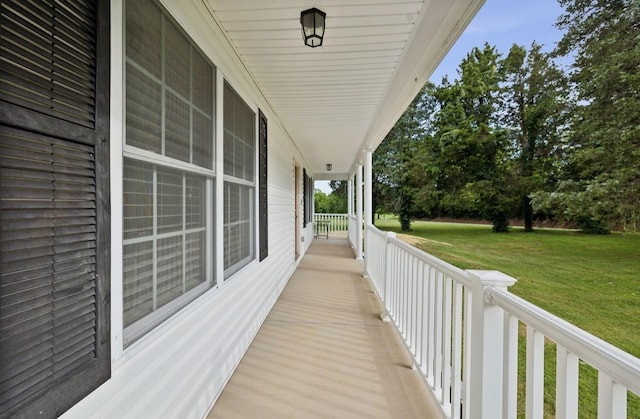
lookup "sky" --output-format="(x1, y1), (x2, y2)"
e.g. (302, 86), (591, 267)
(316, 0), (566, 195)
(430, 0), (566, 83)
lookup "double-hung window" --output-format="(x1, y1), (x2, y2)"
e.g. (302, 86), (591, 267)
(223, 83), (256, 277)
(123, 0), (215, 345)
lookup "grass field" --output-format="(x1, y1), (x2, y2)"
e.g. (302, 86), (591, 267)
(373, 218), (640, 417)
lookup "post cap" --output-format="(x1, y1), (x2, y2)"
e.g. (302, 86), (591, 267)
(466, 270), (517, 287)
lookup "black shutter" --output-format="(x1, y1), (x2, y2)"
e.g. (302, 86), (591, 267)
(258, 110), (268, 261)
(308, 176), (313, 224)
(0, 0), (110, 417)
(302, 169), (308, 227)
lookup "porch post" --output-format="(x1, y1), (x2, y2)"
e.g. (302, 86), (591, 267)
(466, 270), (517, 419)
(347, 176), (353, 216)
(363, 150), (373, 272)
(364, 150), (373, 225)
(355, 163), (363, 260)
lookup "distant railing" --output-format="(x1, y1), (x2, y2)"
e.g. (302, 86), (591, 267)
(364, 223), (640, 419)
(313, 213), (349, 238)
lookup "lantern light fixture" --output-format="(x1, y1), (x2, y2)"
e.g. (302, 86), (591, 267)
(326, 163), (332, 171)
(300, 8), (326, 48)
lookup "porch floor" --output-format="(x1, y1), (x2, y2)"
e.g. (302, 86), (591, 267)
(208, 239), (441, 418)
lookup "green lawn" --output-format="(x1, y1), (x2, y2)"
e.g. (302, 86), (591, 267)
(374, 218), (640, 417)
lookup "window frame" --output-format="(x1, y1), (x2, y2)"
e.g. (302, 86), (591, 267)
(122, 0), (216, 346)
(222, 81), (257, 278)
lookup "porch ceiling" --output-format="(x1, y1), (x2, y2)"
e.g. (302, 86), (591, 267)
(205, 0), (485, 179)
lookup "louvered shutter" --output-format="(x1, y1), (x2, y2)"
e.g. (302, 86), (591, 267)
(258, 110), (267, 262)
(0, 0), (110, 417)
(302, 169), (308, 227)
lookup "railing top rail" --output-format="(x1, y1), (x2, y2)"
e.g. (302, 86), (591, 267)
(365, 223), (387, 239)
(488, 286), (640, 395)
(365, 223), (472, 288)
(313, 213), (348, 217)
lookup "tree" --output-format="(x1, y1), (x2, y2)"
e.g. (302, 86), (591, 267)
(314, 189), (331, 213)
(432, 44), (514, 231)
(501, 43), (568, 231)
(545, 0), (640, 232)
(373, 83), (434, 230)
(327, 181), (348, 213)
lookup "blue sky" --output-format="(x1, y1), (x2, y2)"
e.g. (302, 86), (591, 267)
(316, 0), (566, 194)
(430, 0), (565, 83)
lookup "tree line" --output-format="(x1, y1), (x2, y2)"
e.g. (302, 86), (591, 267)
(315, 181), (348, 214)
(372, 0), (639, 233)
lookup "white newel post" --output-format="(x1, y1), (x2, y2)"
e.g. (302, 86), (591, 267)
(355, 163), (363, 260)
(466, 270), (517, 419)
(363, 150), (372, 272)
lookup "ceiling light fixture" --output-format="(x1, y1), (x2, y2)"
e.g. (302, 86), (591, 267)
(300, 8), (326, 48)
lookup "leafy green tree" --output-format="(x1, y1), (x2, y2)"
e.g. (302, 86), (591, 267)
(314, 189), (330, 213)
(432, 44), (513, 231)
(327, 181), (348, 213)
(373, 83), (434, 230)
(545, 0), (640, 232)
(501, 43), (568, 231)
(314, 187), (348, 214)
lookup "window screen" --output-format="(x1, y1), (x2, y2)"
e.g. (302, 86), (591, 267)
(123, 0), (215, 345)
(223, 83), (255, 276)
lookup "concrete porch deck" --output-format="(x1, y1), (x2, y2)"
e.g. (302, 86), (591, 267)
(208, 239), (441, 418)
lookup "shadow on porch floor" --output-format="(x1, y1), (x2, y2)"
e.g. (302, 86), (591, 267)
(208, 239), (441, 418)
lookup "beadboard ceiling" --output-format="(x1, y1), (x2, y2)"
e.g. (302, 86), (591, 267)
(205, 0), (485, 179)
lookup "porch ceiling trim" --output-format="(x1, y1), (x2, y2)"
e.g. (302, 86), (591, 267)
(204, 0), (486, 179)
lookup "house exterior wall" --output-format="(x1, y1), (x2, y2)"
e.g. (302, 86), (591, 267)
(61, 0), (313, 417)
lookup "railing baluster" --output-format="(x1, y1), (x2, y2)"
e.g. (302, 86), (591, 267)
(412, 256), (419, 357)
(406, 253), (412, 341)
(463, 287), (472, 419)
(420, 264), (429, 375)
(399, 251), (406, 336)
(411, 258), (422, 356)
(434, 271), (443, 396)
(597, 372), (627, 419)
(504, 313), (519, 419)
(451, 282), (463, 419)
(556, 344), (579, 419)
(389, 243), (396, 319)
(415, 261), (424, 371)
(442, 276), (453, 407)
(427, 266), (436, 383)
(526, 326), (545, 419)
(394, 244), (400, 322)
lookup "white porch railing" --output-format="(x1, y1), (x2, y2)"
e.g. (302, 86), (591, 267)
(313, 213), (349, 238)
(347, 214), (357, 247)
(364, 223), (640, 419)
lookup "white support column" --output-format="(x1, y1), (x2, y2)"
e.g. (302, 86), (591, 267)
(355, 164), (363, 260)
(347, 176), (353, 216)
(466, 270), (518, 419)
(363, 150), (373, 273)
(364, 150), (373, 225)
